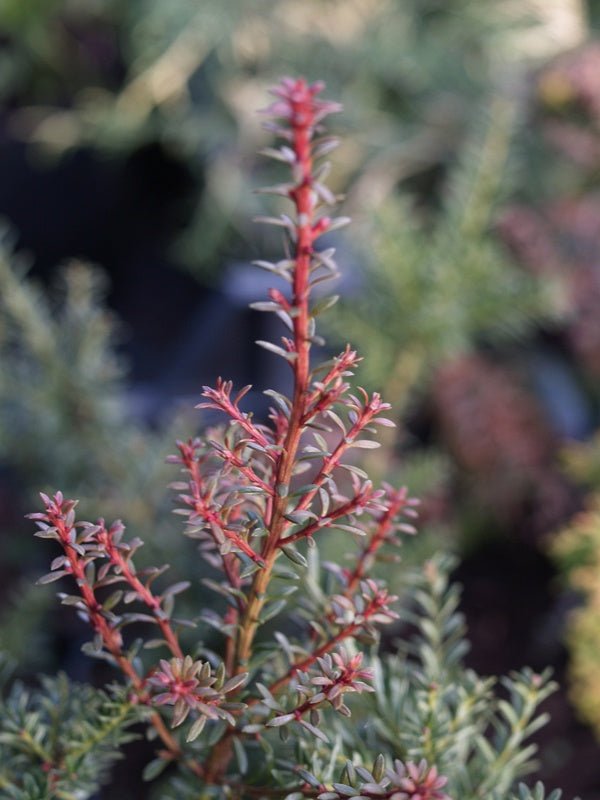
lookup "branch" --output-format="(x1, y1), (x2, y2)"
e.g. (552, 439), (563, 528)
(175, 439), (266, 569)
(265, 584), (398, 698)
(29, 493), (202, 776)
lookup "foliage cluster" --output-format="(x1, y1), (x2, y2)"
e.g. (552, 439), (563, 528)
(0, 76), (571, 800)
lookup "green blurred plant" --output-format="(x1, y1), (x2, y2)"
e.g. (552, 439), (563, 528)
(0, 234), (187, 529)
(332, 99), (561, 414)
(550, 435), (600, 738)
(0, 655), (140, 798)
(0, 234), (195, 671)
(0, 0), (586, 278)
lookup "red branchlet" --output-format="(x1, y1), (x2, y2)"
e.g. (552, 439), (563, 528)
(268, 650), (374, 730)
(221, 77), (344, 699)
(280, 481), (386, 546)
(29, 493), (135, 681)
(342, 486), (419, 596)
(170, 441), (245, 612)
(31, 494), (187, 668)
(198, 379), (273, 452)
(171, 441), (246, 672)
(301, 346), (361, 425)
(94, 520), (184, 659)
(266, 582), (398, 698)
(174, 439), (266, 568)
(302, 381), (348, 425)
(277, 389), (394, 544)
(30, 494), (205, 774)
(209, 440), (275, 497)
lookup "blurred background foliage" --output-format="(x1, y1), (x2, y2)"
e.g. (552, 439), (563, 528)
(1, 0), (600, 796)
(551, 434), (600, 741)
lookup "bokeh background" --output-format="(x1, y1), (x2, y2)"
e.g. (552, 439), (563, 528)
(2, 0), (600, 796)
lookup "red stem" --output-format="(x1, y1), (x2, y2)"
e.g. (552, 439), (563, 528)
(234, 81), (318, 670)
(344, 489), (409, 595)
(185, 453), (248, 602)
(264, 594), (390, 699)
(281, 492), (369, 545)
(220, 450), (275, 496)
(44, 504), (197, 773)
(182, 449), (265, 569)
(98, 526), (184, 660)
(204, 79), (320, 784)
(277, 398), (385, 539)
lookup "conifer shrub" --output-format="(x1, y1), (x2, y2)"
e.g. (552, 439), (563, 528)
(0, 77), (571, 800)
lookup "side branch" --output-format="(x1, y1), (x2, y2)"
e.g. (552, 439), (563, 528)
(280, 391), (393, 534)
(280, 483), (382, 545)
(30, 493), (201, 776)
(175, 440), (266, 569)
(95, 520), (184, 659)
(265, 584), (398, 698)
(344, 486), (417, 595)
